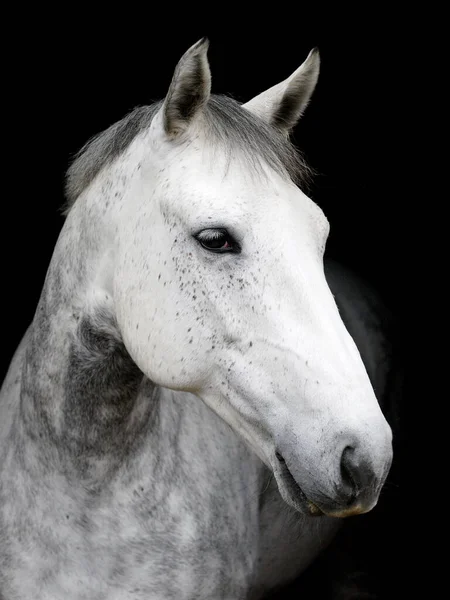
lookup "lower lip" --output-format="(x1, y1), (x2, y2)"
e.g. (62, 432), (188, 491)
(306, 500), (324, 516)
(275, 460), (324, 516)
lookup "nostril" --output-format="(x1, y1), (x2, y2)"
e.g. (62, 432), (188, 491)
(275, 451), (285, 463)
(340, 446), (359, 503)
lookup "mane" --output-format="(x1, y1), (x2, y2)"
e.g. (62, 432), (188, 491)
(64, 95), (313, 214)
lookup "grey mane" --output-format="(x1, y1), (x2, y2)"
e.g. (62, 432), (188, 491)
(64, 95), (312, 213)
(64, 102), (162, 212)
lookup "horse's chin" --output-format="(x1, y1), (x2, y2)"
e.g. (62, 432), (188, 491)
(273, 461), (324, 517)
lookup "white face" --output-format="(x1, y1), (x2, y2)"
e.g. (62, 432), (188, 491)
(113, 118), (392, 518)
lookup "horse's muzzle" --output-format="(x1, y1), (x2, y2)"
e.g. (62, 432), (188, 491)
(273, 442), (393, 518)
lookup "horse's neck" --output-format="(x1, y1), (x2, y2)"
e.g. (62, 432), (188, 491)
(18, 201), (157, 485)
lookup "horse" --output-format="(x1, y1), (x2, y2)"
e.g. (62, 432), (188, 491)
(0, 38), (395, 599)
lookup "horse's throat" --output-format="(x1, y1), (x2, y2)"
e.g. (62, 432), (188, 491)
(19, 279), (155, 482)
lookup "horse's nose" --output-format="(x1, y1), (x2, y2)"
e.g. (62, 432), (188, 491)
(273, 416), (392, 517)
(328, 444), (391, 517)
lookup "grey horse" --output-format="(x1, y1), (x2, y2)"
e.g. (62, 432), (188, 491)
(0, 39), (395, 599)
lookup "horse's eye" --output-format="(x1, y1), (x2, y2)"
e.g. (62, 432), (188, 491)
(195, 229), (240, 254)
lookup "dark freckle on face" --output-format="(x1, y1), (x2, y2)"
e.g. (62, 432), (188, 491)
(187, 328), (191, 332)
(249, 341), (253, 347)
(158, 274), (161, 280)
(189, 338), (193, 344)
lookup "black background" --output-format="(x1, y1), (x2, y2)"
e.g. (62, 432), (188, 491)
(1, 13), (417, 599)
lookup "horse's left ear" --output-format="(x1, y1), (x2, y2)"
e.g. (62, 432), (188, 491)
(162, 38), (211, 138)
(243, 48), (320, 135)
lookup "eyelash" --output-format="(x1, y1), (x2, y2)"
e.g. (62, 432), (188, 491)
(195, 228), (241, 254)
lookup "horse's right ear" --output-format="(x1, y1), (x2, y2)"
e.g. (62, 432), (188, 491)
(162, 38), (211, 138)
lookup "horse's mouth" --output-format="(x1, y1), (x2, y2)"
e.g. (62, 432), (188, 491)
(273, 455), (324, 517)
